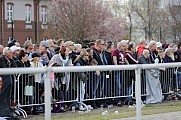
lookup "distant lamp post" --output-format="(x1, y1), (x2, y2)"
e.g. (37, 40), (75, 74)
(35, 0), (41, 44)
(160, 26), (162, 42)
(11, 20), (14, 41)
(145, 27), (147, 40)
(129, 25), (131, 41)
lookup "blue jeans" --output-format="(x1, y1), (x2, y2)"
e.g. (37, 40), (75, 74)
(115, 71), (122, 96)
(93, 73), (105, 98)
(177, 71), (181, 88)
(86, 72), (105, 98)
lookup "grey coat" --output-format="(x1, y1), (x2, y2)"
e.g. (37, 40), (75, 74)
(138, 54), (151, 64)
(138, 54), (162, 104)
(49, 54), (72, 91)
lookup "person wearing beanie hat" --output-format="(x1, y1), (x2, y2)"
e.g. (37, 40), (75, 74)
(31, 52), (41, 58)
(30, 52), (44, 113)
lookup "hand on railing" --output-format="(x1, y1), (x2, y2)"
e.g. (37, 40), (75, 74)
(96, 70), (100, 76)
(159, 67), (166, 71)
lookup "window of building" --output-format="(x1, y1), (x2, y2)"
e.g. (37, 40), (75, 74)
(42, 38), (47, 41)
(25, 5), (32, 23)
(41, 6), (47, 24)
(7, 4), (14, 22)
(26, 37), (32, 41)
(8, 37), (14, 43)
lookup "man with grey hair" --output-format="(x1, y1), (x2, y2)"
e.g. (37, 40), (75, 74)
(112, 40), (128, 106)
(0, 47), (16, 118)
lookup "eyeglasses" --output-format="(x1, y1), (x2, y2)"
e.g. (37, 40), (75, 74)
(69, 44), (74, 46)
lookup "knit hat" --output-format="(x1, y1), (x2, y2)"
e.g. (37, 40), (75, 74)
(32, 52), (41, 58)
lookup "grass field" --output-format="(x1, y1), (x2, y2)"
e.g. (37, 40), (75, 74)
(24, 100), (181, 120)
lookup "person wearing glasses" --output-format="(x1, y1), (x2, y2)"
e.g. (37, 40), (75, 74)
(92, 39), (107, 107)
(74, 50), (93, 110)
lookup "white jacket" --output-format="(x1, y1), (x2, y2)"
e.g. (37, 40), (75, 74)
(30, 61), (44, 83)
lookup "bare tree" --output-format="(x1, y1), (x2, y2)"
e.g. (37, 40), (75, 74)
(169, 0), (181, 42)
(98, 17), (126, 42)
(132, 0), (167, 41)
(47, 0), (126, 43)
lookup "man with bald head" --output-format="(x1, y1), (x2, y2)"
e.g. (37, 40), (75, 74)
(138, 49), (151, 64)
(138, 49), (162, 104)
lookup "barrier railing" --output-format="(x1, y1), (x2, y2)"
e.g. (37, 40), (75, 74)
(0, 63), (181, 120)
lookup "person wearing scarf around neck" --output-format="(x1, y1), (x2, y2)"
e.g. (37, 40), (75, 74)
(48, 46), (72, 113)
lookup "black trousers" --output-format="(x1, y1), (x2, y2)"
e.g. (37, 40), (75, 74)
(0, 75), (13, 117)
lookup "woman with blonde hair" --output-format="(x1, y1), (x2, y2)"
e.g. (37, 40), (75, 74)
(164, 48), (175, 63)
(74, 50), (93, 110)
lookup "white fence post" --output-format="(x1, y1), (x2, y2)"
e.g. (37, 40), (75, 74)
(135, 68), (142, 120)
(45, 70), (51, 120)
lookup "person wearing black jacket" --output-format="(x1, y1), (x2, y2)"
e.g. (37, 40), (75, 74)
(92, 39), (107, 107)
(15, 50), (39, 115)
(174, 43), (181, 89)
(74, 50), (91, 110)
(148, 41), (157, 63)
(103, 43), (113, 99)
(104, 43), (113, 65)
(0, 47), (19, 119)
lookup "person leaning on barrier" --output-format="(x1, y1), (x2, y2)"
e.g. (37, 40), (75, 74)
(174, 43), (181, 89)
(49, 45), (72, 113)
(138, 49), (162, 104)
(74, 50), (93, 110)
(92, 39), (107, 107)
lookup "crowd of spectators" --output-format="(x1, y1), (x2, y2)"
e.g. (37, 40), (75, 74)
(0, 38), (181, 119)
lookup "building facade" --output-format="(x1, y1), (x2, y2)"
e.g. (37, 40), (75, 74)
(0, 0), (48, 46)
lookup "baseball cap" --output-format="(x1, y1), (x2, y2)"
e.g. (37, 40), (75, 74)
(10, 46), (20, 52)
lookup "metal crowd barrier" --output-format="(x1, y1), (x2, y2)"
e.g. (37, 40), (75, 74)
(11, 67), (179, 118)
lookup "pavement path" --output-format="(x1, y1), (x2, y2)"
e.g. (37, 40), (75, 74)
(114, 111), (181, 120)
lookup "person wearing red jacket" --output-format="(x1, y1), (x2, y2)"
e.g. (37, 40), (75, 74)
(137, 39), (147, 57)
